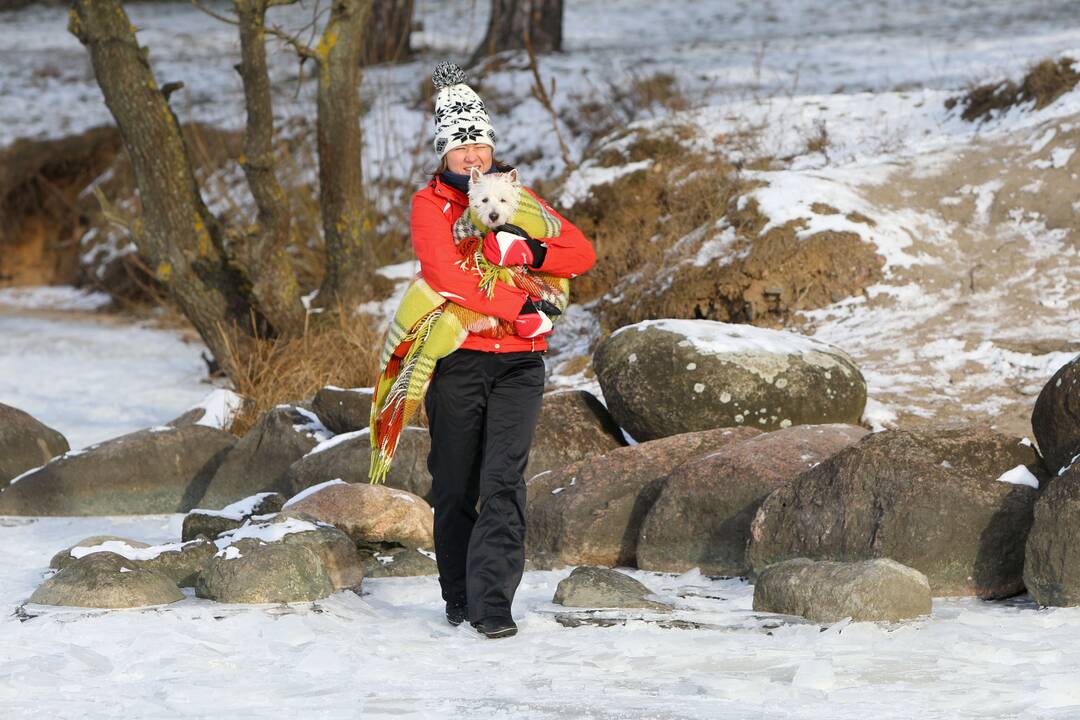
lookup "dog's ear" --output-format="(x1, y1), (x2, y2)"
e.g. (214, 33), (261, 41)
(507, 168), (520, 185)
(469, 166), (483, 183)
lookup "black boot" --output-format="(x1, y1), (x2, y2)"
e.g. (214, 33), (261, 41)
(445, 597), (468, 627)
(471, 615), (518, 639)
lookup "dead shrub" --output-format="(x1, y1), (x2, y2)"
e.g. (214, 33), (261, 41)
(563, 70), (691, 151)
(947, 56), (1080, 122)
(223, 303), (384, 437)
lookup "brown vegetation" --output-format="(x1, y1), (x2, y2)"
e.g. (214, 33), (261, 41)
(947, 56), (1080, 122)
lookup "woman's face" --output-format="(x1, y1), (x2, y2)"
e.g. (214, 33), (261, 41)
(444, 143), (493, 174)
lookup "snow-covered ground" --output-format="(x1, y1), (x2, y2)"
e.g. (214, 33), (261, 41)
(5, 513), (1080, 719)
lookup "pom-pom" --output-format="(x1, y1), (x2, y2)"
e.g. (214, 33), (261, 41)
(432, 61), (467, 89)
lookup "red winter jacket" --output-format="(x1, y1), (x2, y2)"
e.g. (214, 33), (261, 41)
(409, 175), (596, 353)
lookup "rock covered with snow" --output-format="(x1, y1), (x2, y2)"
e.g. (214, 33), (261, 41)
(361, 547), (438, 578)
(526, 390), (627, 482)
(0, 402), (69, 488)
(196, 405), (332, 510)
(310, 386), (376, 435)
(181, 492), (286, 542)
(748, 424), (1047, 598)
(283, 482), (434, 551)
(593, 319), (867, 442)
(553, 566), (670, 610)
(1031, 353), (1080, 476)
(284, 426), (432, 501)
(753, 558), (932, 623)
(526, 426), (761, 569)
(637, 424), (868, 576)
(51, 536), (216, 587)
(0, 424), (236, 515)
(30, 551), (185, 609)
(1024, 464), (1080, 606)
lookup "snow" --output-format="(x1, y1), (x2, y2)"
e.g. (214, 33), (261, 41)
(190, 492), (280, 521)
(0, 286), (111, 311)
(212, 516), (325, 551)
(68, 538), (205, 562)
(615, 318), (846, 358)
(305, 428), (370, 457)
(281, 478), (349, 508)
(996, 465), (1041, 490)
(5, 514), (1080, 718)
(0, 313), (221, 450)
(557, 160), (652, 207)
(186, 388), (245, 430)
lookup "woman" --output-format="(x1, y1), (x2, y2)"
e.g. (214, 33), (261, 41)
(412, 62), (595, 638)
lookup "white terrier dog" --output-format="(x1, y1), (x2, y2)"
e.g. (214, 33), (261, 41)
(467, 166), (522, 229)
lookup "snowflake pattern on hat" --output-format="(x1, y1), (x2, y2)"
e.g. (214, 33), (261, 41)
(431, 61), (497, 158)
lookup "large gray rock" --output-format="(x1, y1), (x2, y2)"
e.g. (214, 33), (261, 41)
(0, 424), (235, 515)
(182, 492), (286, 542)
(526, 390), (627, 481)
(638, 424), (868, 575)
(283, 482), (434, 551)
(194, 538), (335, 603)
(1032, 354), (1080, 475)
(748, 424), (1047, 598)
(29, 551), (185, 608)
(284, 427), (431, 501)
(274, 520), (365, 590)
(753, 558), (932, 623)
(593, 319), (867, 441)
(196, 406), (330, 509)
(1024, 464), (1080, 606)
(526, 426), (761, 569)
(311, 386), (374, 434)
(552, 566), (669, 609)
(50, 536), (216, 587)
(361, 547), (438, 578)
(0, 402), (69, 488)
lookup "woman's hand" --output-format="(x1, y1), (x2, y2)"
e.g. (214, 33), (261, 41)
(513, 296), (560, 338)
(482, 224), (548, 267)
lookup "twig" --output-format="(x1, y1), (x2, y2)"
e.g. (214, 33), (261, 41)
(523, 30), (574, 172)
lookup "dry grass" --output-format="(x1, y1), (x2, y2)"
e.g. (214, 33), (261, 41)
(947, 56), (1080, 122)
(223, 303), (384, 437)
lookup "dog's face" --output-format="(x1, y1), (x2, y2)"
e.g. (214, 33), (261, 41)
(468, 167), (521, 227)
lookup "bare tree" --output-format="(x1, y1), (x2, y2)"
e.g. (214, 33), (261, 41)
(469, 0), (563, 67)
(68, 0), (374, 382)
(361, 0), (414, 66)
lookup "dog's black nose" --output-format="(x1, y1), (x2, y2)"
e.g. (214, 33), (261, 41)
(489, 212), (499, 222)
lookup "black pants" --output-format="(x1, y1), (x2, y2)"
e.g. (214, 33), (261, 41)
(423, 348), (545, 622)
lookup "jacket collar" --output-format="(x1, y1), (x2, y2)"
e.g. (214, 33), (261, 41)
(430, 175), (468, 205)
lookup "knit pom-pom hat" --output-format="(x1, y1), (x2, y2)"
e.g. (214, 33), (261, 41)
(431, 60), (496, 158)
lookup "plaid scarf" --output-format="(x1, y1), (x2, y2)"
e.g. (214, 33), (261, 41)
(368, 192), (570, 485)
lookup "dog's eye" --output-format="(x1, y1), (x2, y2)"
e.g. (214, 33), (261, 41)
(482, 198), (488, 203)
(500, 199), (507, 203)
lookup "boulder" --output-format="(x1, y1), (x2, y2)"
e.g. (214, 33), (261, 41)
(50, 536), (216, 587)
(274, 521), (365, 590)
(552, 566), (669, 609)
(1031, 354), (1080, 475)
(196, 406), (331, 509)
(182, 492), (286, 542)
(283, 427), (432, 501)
(748, 424), (1047, 598)
(753, 558), (932, 623)
(1024, 464), (1080, 606)
(29, 551), (185, 608)
(0, 402), (69, 488)
(0, 424), (235, 515)
(361, 547), (439, 578)
(638, 424), (868, 575)
(194, 539), (335, 604)
(283, 482), (434, 550)
(526, 390), (627, 481)
(593, 319), (867, 441)
(311, 386), (374, 434)
(526, 426), (761, 568)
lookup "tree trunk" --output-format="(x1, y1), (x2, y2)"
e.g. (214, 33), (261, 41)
(68, 0), (259, 381)
(360, 0), (414, 66)
(315, 0), (375, 310)
(469, 0), (562, 67)
(234, 0), (307, 335)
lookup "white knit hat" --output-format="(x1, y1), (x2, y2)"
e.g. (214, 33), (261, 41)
(431, 61), (497, 158)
